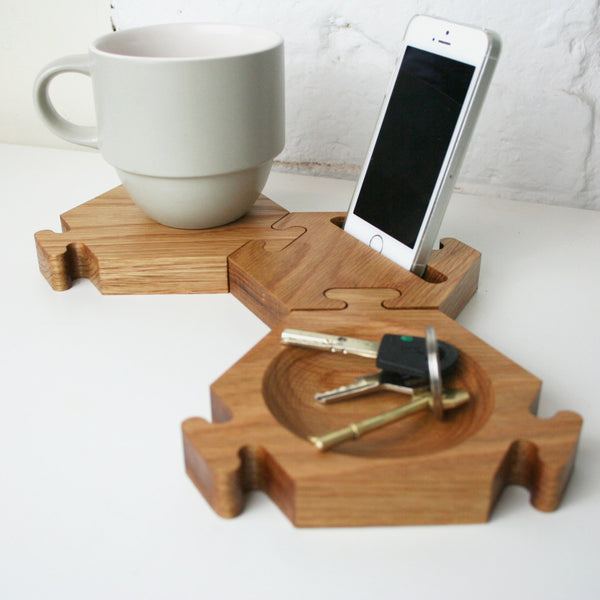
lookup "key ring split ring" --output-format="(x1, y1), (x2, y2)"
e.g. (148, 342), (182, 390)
(425, 326), (444, 420)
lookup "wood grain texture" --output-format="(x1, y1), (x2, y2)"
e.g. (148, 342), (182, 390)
(183, 292), (582, 526)
(34, 186), (304, 294)
(35, 185), (582, 525)
(228, 212), (481, 327)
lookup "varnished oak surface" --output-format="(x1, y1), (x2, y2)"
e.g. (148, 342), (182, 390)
(33, 183), (582, 527)
(183, 293), (581, 526)
(229, 212), (481, 326)
(35, 186), (303, 294)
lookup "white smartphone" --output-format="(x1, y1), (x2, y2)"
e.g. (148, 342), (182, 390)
(344, 15), (501, 276)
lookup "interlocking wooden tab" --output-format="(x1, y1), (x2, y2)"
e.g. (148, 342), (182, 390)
(228, 212), (481, 326)
(35, 186), (304, 294)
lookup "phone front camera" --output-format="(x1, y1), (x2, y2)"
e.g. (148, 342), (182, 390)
(446, 30), (450, 35)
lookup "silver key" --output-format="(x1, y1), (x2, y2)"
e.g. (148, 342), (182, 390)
(281, 327), (459, 382)
(315, 371), (427, 404)
(281, 329), (379, 359)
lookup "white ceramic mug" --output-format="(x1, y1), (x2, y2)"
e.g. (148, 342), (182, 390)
(34, 23), (285, 228)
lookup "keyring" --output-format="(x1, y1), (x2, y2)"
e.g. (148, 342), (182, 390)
(425, 326), (444, 420)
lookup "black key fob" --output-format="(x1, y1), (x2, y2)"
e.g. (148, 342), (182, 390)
(376, 334), (459, 379)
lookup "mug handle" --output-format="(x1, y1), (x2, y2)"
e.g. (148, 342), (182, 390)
(33, 54), (99, 149)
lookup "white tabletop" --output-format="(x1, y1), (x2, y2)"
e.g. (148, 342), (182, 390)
(2, 143), (599, 599)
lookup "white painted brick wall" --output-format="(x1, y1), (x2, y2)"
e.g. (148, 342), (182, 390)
(109, 0), (600, 210)
(4, 1), (597, 209)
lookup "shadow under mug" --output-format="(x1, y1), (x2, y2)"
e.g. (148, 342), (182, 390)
(33, 23), (285, 229)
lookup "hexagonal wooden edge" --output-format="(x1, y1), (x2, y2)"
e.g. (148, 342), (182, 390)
(228, 212), (482, 326)
(34, 186), (304, 294)
(183, 293), (582, 527)
(34, 186), (479, 316)
(34, 186), (583, 525)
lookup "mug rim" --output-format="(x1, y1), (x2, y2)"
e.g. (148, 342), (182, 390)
(92, 22), (283, 62)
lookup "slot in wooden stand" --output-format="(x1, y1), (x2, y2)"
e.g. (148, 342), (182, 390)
(35, 186), (583, 526)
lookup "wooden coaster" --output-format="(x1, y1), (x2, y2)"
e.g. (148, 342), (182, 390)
(35, 185), (304, 294)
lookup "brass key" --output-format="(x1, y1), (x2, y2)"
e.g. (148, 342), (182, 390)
(308, 388), (470, 451)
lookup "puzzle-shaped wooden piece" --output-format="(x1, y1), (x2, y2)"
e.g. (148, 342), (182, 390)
(34, 185), (304, 294)
(229, 212), (481, 326)
(182, 290), (582, 526)
(35, 185), (583, 525)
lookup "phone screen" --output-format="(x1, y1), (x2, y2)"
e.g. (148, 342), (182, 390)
(353, 46), (476, 249)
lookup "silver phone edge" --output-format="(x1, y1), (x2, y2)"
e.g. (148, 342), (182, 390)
(410, 30), (502, 277)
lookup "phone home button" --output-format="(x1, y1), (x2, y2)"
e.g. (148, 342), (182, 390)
(369, 234), (383, 253)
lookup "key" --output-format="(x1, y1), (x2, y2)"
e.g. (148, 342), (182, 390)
(314, 371), (427, 404)
(281, 328), (458, 379)
(308, 388), (470, 451)
(425, 326), (444, 420)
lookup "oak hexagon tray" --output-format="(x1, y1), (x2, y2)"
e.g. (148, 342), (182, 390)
(183, 292), (581, 526)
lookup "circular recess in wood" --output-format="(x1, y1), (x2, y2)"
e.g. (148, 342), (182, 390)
(263, 347), (493, 458)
